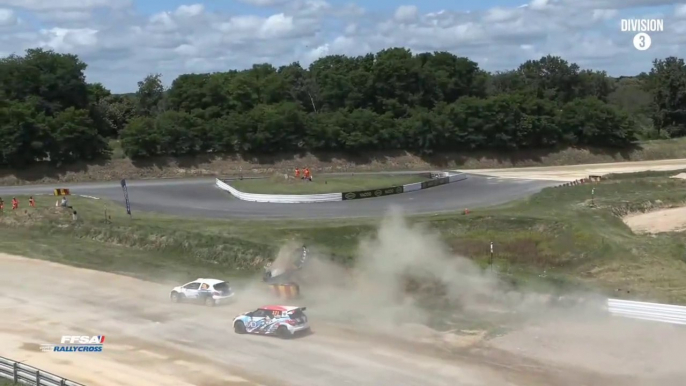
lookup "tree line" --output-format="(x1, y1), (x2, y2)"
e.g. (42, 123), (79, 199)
(1, 47), (685, 166)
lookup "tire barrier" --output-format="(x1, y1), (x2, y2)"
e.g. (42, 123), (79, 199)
(269, 283), (300, 299)
(553, 175), (602, 188)
(607, 298), (686, 325)
(216, 172), (468, 204)
(53, 188), (71, 196)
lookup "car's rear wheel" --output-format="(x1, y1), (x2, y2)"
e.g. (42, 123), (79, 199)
(277, 326), (291, 339)
(170, 291), (180, 303)
(234, 321), (246, 334)
(204, 297), (215, 307)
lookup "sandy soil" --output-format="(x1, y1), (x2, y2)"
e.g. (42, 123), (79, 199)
(622, 171), (686, 234)
(623, 206), (686, 233)
(465, 158), (686, 181)
(489, 311), (686, 385)
(1, 252), (676, 386)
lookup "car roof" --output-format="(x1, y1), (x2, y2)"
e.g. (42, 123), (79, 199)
(195, 278), (226, 285)
(260, 305), (301, 312)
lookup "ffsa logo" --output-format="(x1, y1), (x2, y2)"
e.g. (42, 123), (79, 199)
(61, 336), (105, 344)
(41, 335), (106, 352)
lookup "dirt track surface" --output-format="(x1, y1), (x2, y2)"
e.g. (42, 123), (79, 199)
(623, 206), (686, 233)
(3, 253), (681, 386)
(466, 158), (686, 181)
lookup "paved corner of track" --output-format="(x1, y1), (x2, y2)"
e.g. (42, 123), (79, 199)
(0, 173), (560, 219)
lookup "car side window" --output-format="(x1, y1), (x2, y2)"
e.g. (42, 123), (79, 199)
(184, 282), (201, 290)
(252, 309), (267, 318)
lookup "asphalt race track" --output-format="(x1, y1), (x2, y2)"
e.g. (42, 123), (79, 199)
(0, 174), (560, 219)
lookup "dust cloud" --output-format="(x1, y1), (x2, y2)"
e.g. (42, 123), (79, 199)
(267, 208), (686, 384)
(271, 208), (600, 334)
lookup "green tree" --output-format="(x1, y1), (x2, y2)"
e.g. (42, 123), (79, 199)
(136, 73), (165, 116)
(647, 57), (686, 137)
(46, 107), (110, 163)
(120, 116), (160, 158)
(0, 99), (48, 166)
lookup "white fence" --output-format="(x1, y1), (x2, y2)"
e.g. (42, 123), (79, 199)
(607, 298), (686, 325)
(216, 172), (467, 204)
(0, 356), (85, 386)
(215, 179), (342, 203)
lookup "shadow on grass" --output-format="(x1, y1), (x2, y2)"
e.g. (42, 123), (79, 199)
(7, 139), (683, 184)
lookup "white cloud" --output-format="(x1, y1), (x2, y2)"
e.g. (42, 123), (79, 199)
(592, 9), (618, 20)
(175, 4), (204, 18)
(529, 0), (550, 11)
(0, 0), (131, 11)
(38, 27), (98, 51)
(563, 0), (685, 9)
(0, 8), (17, 26)
(234, 0), (289, 6)
(1, 0), (683, 93)
(394, 5), (418, 22)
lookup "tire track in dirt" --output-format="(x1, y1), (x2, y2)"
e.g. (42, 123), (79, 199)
(0, 252), (646, 386)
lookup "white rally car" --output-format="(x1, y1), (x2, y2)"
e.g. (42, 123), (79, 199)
(233, 305), (310, 339)
(170, 278), (234, 306)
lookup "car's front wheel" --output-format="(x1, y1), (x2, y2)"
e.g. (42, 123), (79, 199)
(234, 321), (246, 334)
(170, 291), (181, 303)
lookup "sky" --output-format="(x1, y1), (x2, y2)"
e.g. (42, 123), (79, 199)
(0, 0), (685, 93)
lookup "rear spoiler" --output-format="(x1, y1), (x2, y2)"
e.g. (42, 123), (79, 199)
(300, 307), (307, 311)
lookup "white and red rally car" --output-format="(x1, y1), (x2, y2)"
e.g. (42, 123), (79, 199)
(233, 305), (310, 339)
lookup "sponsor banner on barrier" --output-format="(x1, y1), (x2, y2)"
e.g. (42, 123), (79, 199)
(53, 188), (70, 196)
(341, 186), (404, 200)
(420, 176), (450, 189)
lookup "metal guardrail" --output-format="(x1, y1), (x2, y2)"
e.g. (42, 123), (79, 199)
(607, 298), (686, 325)
(216, 172), (468, 203)
(216, 179), (343, 203)
(0, 356), (85, 386)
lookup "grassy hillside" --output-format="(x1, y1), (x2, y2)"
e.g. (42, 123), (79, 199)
(1, 137), (686, 185)
(1, 168), (685, 303)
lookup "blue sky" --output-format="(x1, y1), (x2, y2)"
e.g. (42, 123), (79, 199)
(1, 0), (683, 92)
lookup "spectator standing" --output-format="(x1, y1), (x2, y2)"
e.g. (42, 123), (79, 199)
(29, 196), (35, 207)
(11, 197), (18, 210)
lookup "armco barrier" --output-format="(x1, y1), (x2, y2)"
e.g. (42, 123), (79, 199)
(0, 356), (85, 386)
(215, 179), (342, 203)
(607, 298), (686, 325)
(216, 172), (467, 204)
(341, 186), (404, 200)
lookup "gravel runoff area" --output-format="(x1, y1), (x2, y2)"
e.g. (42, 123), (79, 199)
(2, 253), (685, 386)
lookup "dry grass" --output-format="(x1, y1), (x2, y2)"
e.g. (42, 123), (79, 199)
(230, 173), (426, 194)
(1, 137), (686, 185)
(2, 169), (686, 303)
